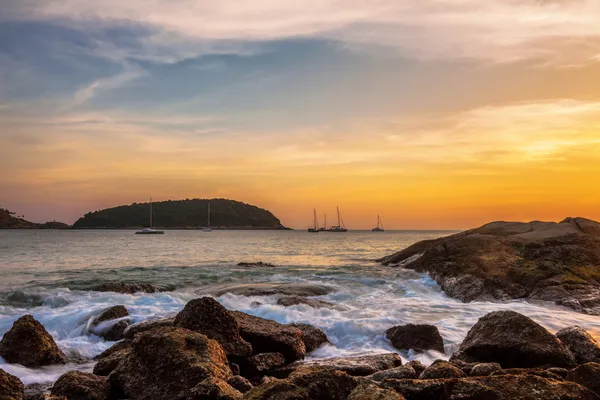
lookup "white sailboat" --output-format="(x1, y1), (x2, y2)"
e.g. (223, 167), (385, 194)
(328, 207), (347, 232)
(308, 209), (320, 233)
(372, 215), (385, 232)
(203, 201), (212, 232)
(135, 197), (164, 234)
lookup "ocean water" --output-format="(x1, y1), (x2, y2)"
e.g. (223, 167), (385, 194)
(1, 229), (599, 385)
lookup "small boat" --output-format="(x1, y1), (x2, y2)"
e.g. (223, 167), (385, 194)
(372, 215), (385, 232)
(135, 197), (164, 234)
(203, 201), (212, 232)
(308, 209), (320, 233)
(328, 207), (347, 232)
(319, 213), (327, 231)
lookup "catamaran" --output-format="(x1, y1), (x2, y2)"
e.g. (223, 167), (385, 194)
(135, 197), (164, 234)
(372, 215), (385, 232)
(328, 207), (347, 232)
(308, 209), (320, 233)
(203, 201), (212, 232)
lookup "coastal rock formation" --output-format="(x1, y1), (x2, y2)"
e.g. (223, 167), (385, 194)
(567, 363), (600, 396)
(419, 360), (466, 379)
(174, 297), (253, 358)
(209, 283), (335, 297)
(289, 323), (329, 353)
(450, 311), (576, 368)
(90, 305), (131, 341)
(109, 327), (232, 400)
(50, 371), (111, 400)
(469, 362), (502, 377)
(181, 377), (242, 400)
(347, 383), (405, 400)
(0, 208), (68, 229)
(123, 318), (174, 339)
(92, 340), (132, 376)
(0, 315), (67, 367)
(276, 296), (335, 309)
(231, 311), (306, 361)
(368, 365), (417, 381)
(405, 361), (426, 376)
(556, 326), (600, 364)
(385, 324), (445, 353)
(240, 353), (286, 378)
(379, 217), (600, 314)
(237, 262), (276, 268)
(91, 282), (169, 294)
(0, 368), (24, 400)
(226, 376), (253, 393)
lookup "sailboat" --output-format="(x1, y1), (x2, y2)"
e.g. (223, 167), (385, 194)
(308, 209), (320, 233)
(203, 201), (212, 232)
(328, 207), (347, 232)
(135, 197), (164, 234)
(372, 215), (385, 232)
(319, 213), (327, 231)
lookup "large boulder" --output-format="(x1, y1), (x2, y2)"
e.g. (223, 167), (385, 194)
(174, 297), (252, 358)
(123, 318), (174, 339)
(109, 327), (232, 400)
(181, 377), (242, 400)
(226, 376), (253, 394)
(567, 362), (600, 396)
(288, 323), (329, 353)
(378, 218), (600, 315)
(92, 282), (168, 294)
(367, 365), (417, 381)
(556, 326), (600, 364)
(231, 312), (305, 361)
(0, 315), (67, 367)
(419, 360), (466, 379)
(385, 324), (444, 353)
(50, 371), (111, 400)
(0, 368), (24, 400)
(90, 305), (131, 341)
(469, 363), (502, 377)
(347, 383), (405, 400)
(240, 353), (286, 378)
(92, 340), (132, 376)
(450, 311), (576, 368)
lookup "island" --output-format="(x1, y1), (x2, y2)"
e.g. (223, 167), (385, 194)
(0, 208), (69, 229)
(72, 198), (288, 230)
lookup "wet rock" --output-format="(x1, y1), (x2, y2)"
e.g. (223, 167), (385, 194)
(210, 283), (335, 297)
(50, 371), (111, 400)
(25, 395), (67, 400)
(419, 360), (466, 379)
(405, 361), (426, 376)
(237, 262), (276, 268)
(91, 306), (130, 341)
(347, 382), (405, 400)
(231, 312), (305, 361)
(174, 297), (252, 358)
(567, 362), (600, 396)
(243, 379), (306, 400)
(547, 367), (569, 378)
(269, 353), (403, 378)
(226, 376), (253, 394)
(109, 327), (232, 400)
(123, 318), (174, 339)
(181, 377), (242, 400)
(385, 324), (445, 353)
(0, 367), (24, 400)
(0, 315), (67, 367)
(380, 378), (449, 400)
(23, 384), (52, 399)
(490, 368), (564, 380)
(450, 310), (576, 368)
(556, 326), (600, 364)
(92, 282), (169, 294)
(368, 365), (417, 381)
(92, 340), (132, 376)
(276, 296), (334, 309)
(288, 323), (329, 353)
(469, 363), (501, 377)
(240, 353), (286, 378)
(449, 360), (477, 375)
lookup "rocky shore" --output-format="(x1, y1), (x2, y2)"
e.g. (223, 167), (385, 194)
(2, 294), (600, 400)
(379, 217), (600, 315)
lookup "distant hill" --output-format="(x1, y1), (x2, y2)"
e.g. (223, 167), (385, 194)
(0, 208), (69, 229)
(72, 198), (288, 229)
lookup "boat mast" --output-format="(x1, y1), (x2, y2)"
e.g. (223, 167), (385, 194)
(313, 209), (319, 230)
(208, 201), (211, 227)
(324, 213), (327, 230)
(150, 197), (153, 228)
(337, 207), (341, 227)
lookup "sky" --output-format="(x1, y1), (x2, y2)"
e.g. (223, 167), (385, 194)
(1, 0), (600, 229)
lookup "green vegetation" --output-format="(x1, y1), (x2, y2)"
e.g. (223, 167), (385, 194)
(72, 198), (287, 229)
(0, 208), (69, 229)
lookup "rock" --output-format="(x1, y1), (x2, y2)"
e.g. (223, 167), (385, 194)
(0, 315), (67, 367)
(378, 218), (600, 315)
(25, 395), (67, 400)
(123, 318), (174, 339)
(405, 361), (426, 376)
(380, 379), (450, 400)
(240, 353), (286, 378)
(109, 327), (232, 400)
(490, 368), (564, 380)
(547, 367), (569, 378)
(237, 262), (275, 268)
(449, 359), (477, 375)
(556, 326), (600, 364)
(450, 310), (576, 368)
(92, 340), (132, 376)
(567, 362), (600, 396)
(91, 282), (169, 294)
(347, 382), (405, 400)
(419, 360), (466, 379)
(385, 324), (444, 353)
(209, 283), (335, 297)
(243, 379), (305, 400)
(91, 306), (130, 341)
(174, 297), (252, 358)
(226, 376), (253, 394)
(231, 312), (305, 361)
(368, 365), (417, 381)
(0, 368), (24, 400)
(276, 297), (334, 309)
(269, 353), (403, 378)
(289, 323), (329, 353)
(181, 377), (242, 400)
(229, 363), (241, 376)
(469, 362), (501, 377)
(50, 371), (111, 400)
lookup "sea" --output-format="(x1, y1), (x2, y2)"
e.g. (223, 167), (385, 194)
(1, 229), (599, 386)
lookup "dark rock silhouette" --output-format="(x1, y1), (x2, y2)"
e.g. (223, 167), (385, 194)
(386, 324), (445, 353)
